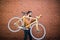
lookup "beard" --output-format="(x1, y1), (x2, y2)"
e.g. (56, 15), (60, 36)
(29, 15), (32, 17)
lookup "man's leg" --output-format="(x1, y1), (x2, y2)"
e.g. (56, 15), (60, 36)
(24, 30), (28, 40)
(28, 29), (32, 40)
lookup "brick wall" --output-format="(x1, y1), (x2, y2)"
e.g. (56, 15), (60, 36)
(0, 0), (60, 40)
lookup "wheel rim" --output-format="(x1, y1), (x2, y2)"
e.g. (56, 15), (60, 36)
(30, 23), (46, 40)
(8, 17), (22, 32)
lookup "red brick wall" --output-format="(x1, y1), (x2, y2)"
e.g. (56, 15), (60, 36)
(0, 0), (60, 40)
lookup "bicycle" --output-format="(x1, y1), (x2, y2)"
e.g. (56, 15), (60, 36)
(8, 15), (46, 40)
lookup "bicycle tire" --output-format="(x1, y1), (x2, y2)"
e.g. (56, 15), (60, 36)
(8, 17), (22, 32)
(30, 23), (46, 40)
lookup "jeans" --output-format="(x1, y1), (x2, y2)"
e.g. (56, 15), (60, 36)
(24, 29), (32, 40)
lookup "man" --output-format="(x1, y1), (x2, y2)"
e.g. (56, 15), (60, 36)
(23, 11), (33, 40)
(23, 11), (41, 40)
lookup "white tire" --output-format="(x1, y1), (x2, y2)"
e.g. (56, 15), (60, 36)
(8, 17), (22, 32)
(30, 23), (46, 40)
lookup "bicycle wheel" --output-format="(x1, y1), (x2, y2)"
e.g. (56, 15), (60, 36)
(30, 23), (46, 40)
(8, 17), (23, 32)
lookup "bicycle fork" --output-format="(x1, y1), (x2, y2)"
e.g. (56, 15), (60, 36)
(36, 19), (40, 32)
